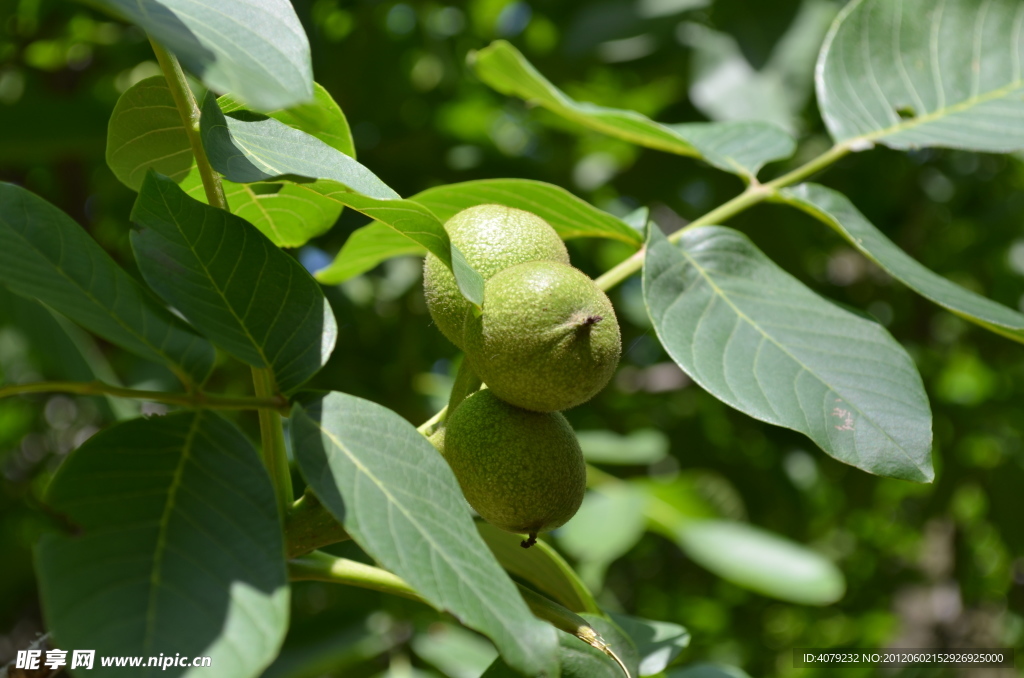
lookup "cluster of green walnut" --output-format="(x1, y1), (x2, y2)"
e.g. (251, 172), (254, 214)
(424, 205), (621, 548)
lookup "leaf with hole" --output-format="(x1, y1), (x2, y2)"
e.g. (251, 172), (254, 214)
(290, 391), (559, 677)
(90, 0), (312, 111)
(0, 182), (214, 386)
(782, 183), (1024, 343)
(643, 224), (933, 481)
(130, 172), (337, 394)
(817, 0), (1024, 151)
(36, 411), (289, 678)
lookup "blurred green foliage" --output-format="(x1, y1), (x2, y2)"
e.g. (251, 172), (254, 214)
(1, 0), (1022, 676)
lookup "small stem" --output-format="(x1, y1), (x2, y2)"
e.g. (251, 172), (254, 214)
(0, 380), (287, 412)
(290, 551), (616, 662)
(149, 38), (228, 211)
(285, 491), (351, 558)
(594, 141), (855, 293)
(253, 368), (293, 516)
(289, 551), (422, 600)
(417, 406), (448, 436)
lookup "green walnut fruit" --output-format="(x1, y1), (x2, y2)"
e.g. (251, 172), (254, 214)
(464, 260), (621, 412)
(423, 204), (568, 348)
(442, 389), (586, 546)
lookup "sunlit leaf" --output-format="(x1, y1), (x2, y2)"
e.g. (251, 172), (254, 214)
(131, 173), (337, 393)
(472, 40), (796, 179)
(291, 392), (559, 677)
(673, 520), (845, 605)
(576, 429), (669, 465)
(91, 0), (313, 111)
(782, 183), (1024, 343)
(0, 182), (214, 386)
(199, 96), (486, 304)
(107, 78), (347, 248)
(37, 412), (289, 678)
(315, 223), (428, 283)
(817, 0), (1024, 151)
(643, 224), (933, 481)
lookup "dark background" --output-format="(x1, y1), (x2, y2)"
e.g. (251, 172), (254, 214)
(1, 1), (1022, 676)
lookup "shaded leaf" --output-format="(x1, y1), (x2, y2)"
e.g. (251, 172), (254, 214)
(782, 184), (1024, 343)
(471, 40), (795, 179)
(290, 392), (559, 677)
(131, 173), (337, 394)
(609, 614), (690, 677)
(0, 182), (214, 386)
(36, 412), (288, 678)
(411, 623), (498, 678)
(477, 522), (599, 614)
(199, 96), (485, 304)
(643, 224), (933, 481)
(817, 0), (1024, 151)
(482, 614), (639, 678)
(91, 0), (312, 111)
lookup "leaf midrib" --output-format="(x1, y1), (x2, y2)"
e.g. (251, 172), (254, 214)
(666, 234), (924, 473)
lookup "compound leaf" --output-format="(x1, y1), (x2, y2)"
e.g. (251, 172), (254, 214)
(472, 40), (795, 179)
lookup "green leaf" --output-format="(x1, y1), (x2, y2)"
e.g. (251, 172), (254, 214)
(36, 411), (289, 678)
(199, 95), (486, 304)
(315, 178), (641, 284)
(412, 180), (643, 245)
(107, 78), (345, 248)
(290, 392), (559, 677)
(315, 223), (428, 283)
(0, 182), (214, 386)
(410, 623), (499, 678)
(608, 614), (690, 677)
(643, 224), (933, 482)
(817, 0), (1024, 151)
(482, 614), (639, 678)
(557, 485), (649, 590)
(130, 172), (337, 394)
(91, 0), (313, 111)
(105, 76), (195, 190)
(782, 184), (1024, 343)
(667, 122), (796, 179)
(471, 40), (795, 179)
(576, 429), (669, 465)
(476, 522), (599, 615)
(673, 520), (844, 605)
